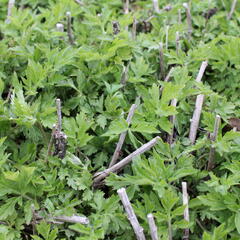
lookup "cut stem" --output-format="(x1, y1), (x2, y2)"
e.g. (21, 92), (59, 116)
(47, 124), (57, 157)
(94, 136), (160, 184)
(183, 3), (192, 38)
(147, 213), (158, 240)
(176, 31), (180, 56)
(227, 0), (237, 20)
(207, 115), (221, 171)
(56, 23), (64, 32)
(189, 61), (208, 144)
(6, 0), (15, 24)
(118, 188), (146, 240)
(167, 98), (177, 145)
(66, 11), (74, 45)
(182, 182), (190, 240)
(152, 0), (160, 13)
(56, 98), (62, 131)
(109, 104), (137, 167)
(132, 17), (137, 40)
(159, 42), (165, 80)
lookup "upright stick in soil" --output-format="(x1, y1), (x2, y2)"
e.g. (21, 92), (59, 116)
(109, 104), (137, 167)
(147, 213), (158, 240)
(159, 42), (165, 80)
(207, 115), (221, 171)
(152, 0), (160, 13)
(183, 3), (192, 38)
(182, 182), (190, 240)
(66, 11), (74, 45)
(167, 98), (177, 145)
(6, 0), (15, 24)
(118, 188), (146, 240)
(227, 0), (237, 20)
(189, 61), (208, 144)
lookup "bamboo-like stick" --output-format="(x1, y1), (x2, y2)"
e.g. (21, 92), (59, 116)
(152, 0), (160, 13)
(178, 9), (182, 24)
(207, 115), (221, 171)
(124, 0), (129, 14)
(56, 23), (64, 32)
(6, 0), (15, 24)
(182, 182), (190, 240)
(121, 63), (129, 86)
(176, 31), (180, 55)
(183, 3), (192, 38)
(159, 42), (165, 80)
(165, 25), (169, 50)
(56, 99), (62, 131)
(147, 213), (158, 240)
(167, 98), (177, 145)
(94, 136), (160, 184)
(227, 0), (237, 20)
(118, 188), (146, 240)
(109, 104), (137, 167)
(66, 11), (74, 45)
(189, 61), (208, 144)
(132, 17), (137, 40)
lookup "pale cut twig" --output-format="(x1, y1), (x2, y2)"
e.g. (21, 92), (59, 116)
(124, 0), (129, 31)
(132, 17), (137, 40)
(207, 115), (221, 171)
(109, 104), (137, 167)
(147, 213), (158, 240)
(94, 136), (160, 184)
(167, 98), (177, 145)
(56, 98), (62, 131)
(6, 0), (15, 24)
(66, 11), (74, 45)
(56, 23), (64, 32)
(152, 0), (160, 13)
(159, 42), (165, 80)
(189, 61), (208, 144)
(121, 63), (129, 86)
(74, 0), (84, 5)
(178, 9), (182, 23)
(176, 31), (180, 55)
(182, 182), (190, 240)
(118, 188), (146, 240)
(183, 3), (192, 38)
(165, 25), (169, 50)
(227, 0), (237, 20)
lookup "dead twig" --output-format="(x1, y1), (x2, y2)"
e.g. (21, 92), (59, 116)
(6, 0), (15, 24)
(66, 11), (74, 45)
(152, 0), (160, 14)
(207, 115), (221, 171)
(183, 3), (192, 38)
(189, 61), (208, 144)
(176, 31), (180, 56)
(109, 104), (137, 167)
(121, 63), (129, 86)
(167, 98), (177, 145)
(132, 16), (137, 40)
(94, 136), (160, 185)
(56, 23), (64, 32)
(159, 42), (165, 80)
(118, 188), (146, 240)
(182, 182), (190, 240)
(227, 0), (237, 20)
(147, 213), (158, 240)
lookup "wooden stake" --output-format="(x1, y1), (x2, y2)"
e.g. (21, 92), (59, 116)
(182, 182), (190, 240)
(152, 0), (160, 13)
(66, 11), (74, 45)
(118, 188), (146, 240)
(227, 0), (237, 20)
(147, 213), (158, 240)
(121, 63), (129, 86)
(165, 25), (169, 50)
(132, 17), (137, 40)
(176, 31), (180, 56)
(94, 136), (160, 184)
(6, 0), (15, 24)
(178, 9), (182, 24)
(183, 3), (192, 38)
(56, 23), (64, 32)
(56, 98), (62, 131)
(207, 115), (221, 171)
(109, 104), (137, 167)
(159, 42), (165, 80)
(189, 61), (208, 144)
(167, 98), (177, 145)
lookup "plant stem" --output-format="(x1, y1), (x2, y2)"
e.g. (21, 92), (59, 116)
(93, 136), (160, 184)
(207, 115), (221, 171)
(152, 0), (160, 13)
(159, 42), (165, 80)
(118, 188), (146, 240)
(132, 16), (137, 40)
(182, 182), (190, 240)
(189, 61), (208, 144)
(66, 11), (74, 45)
(147, 213), (158, 240)
(183, 2), (192, 38)
(178, 9), (182, 23)
(168, 218), (172, 240)
(109, 104), (137, 167)
(227, 0), (237, 20)
(6, 0), (15, 24)
(167, 98), (177, 145)
(176, 31), (180, 55)
(165, 25), (169, 50)
(56, 98), (62, 131)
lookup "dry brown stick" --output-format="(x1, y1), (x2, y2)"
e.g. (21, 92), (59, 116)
(182, 182), (190, 240)
(227, 0), (237, 20)
(94, 136), (160, 184)
(152, 0), (160, 13)
(109, 104), (137, 167)
(66, 11), (74, 45)
(118, 188), (146, 240)
(183, 3), (192, 38)
(147, 213), (158, 240)
(189, 61), (208, 144)
(207, 115), (221, 171)
(167, 98), (177, 145)
(159, 42), (165, 80)
(6, 0), (15, 24)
